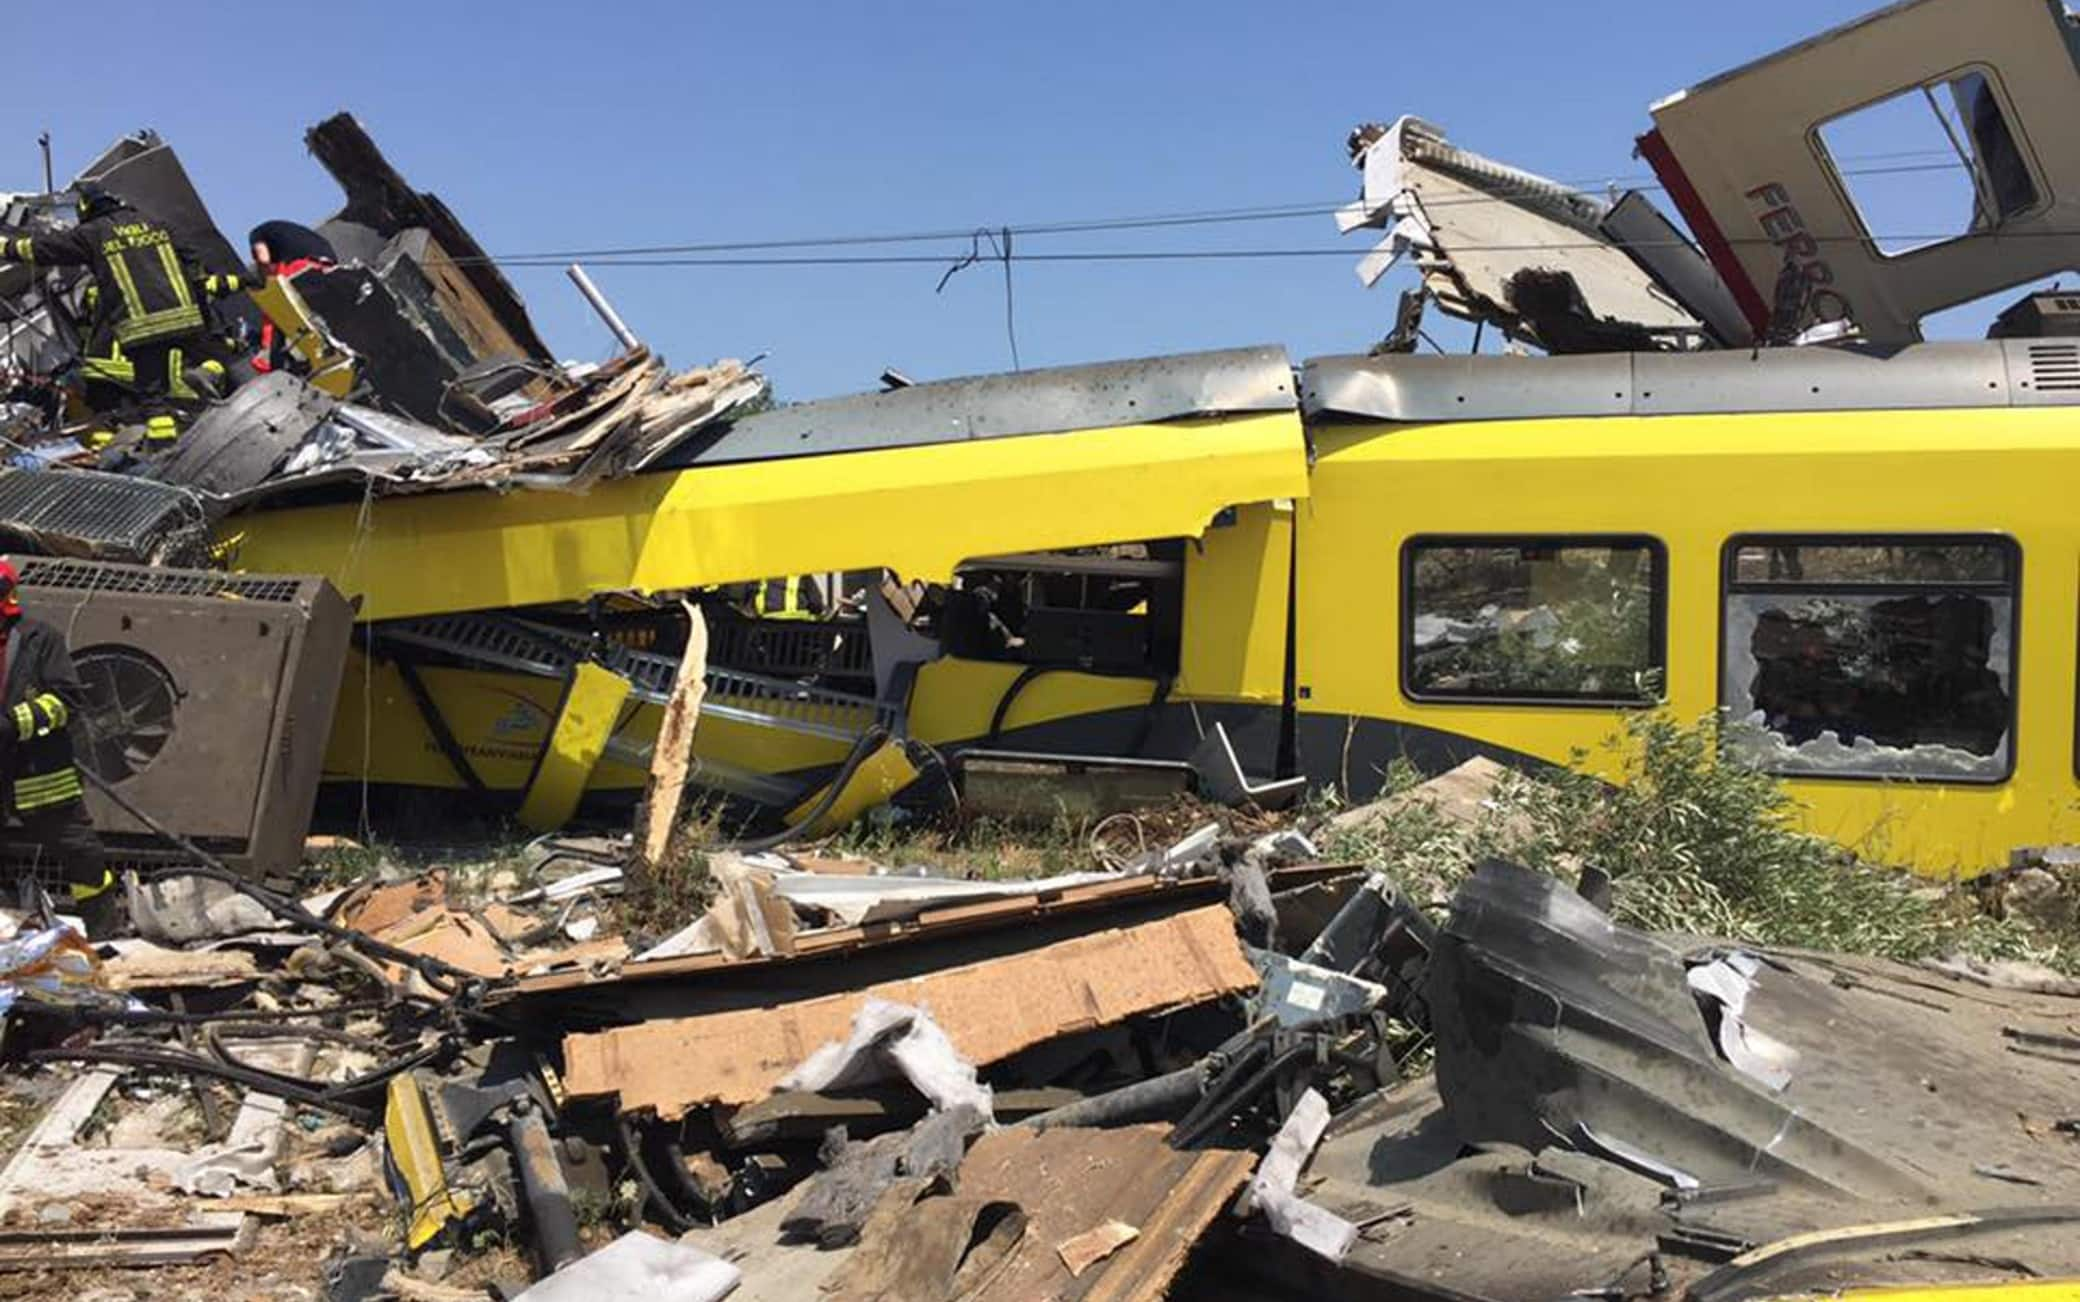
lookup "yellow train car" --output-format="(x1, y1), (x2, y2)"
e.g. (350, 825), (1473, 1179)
(1294, 342), (2080, 875)
(231, 337), (2080, 875)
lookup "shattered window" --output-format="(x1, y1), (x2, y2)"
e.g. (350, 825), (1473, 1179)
(1402, 537), (1663, 704)
(1721, 537), (2016, 782)
(1817, 70), (2040, 258)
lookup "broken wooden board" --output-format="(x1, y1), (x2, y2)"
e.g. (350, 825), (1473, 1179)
(561, 905), (1257, 1118)
(632, 601), (707, 875)
(101, 942), (260, 991)
(511, 863), (1356, 998)
(0, 1219), (252, 1271)
(852, 1123), (1255, 1301)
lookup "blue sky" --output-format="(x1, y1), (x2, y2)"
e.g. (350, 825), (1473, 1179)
(8, 1), (2037, 399)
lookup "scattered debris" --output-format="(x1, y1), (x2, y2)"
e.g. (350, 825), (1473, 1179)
(1055, 1218), (1140, 1277)
(1, 2), (2078, 1299)
(561, 904), (1258, 1117)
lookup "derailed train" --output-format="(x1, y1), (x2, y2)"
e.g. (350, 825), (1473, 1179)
(224, 332), (2080, 878)
(218, 0), (2080, 876)
(13, 0), (2080, 877)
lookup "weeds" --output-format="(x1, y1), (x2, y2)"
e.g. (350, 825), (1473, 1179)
(1323, 711), (2076, 969)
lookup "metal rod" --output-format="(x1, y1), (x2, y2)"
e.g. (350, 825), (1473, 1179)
(565, 264), (641, 353)
(37, 132), (52, 196)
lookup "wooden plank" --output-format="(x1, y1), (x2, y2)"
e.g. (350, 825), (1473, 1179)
(508, 862), (1359, 997)
(632, 602), (708, 877)
(561, 905), (1259, 1118)
(912, 1123), (1255, 1302)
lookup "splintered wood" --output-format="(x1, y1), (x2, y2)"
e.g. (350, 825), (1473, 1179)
(950, 1125), (1252, 1300)
(560, 904), (1257, 1118)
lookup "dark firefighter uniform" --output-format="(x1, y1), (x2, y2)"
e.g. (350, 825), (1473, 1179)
(0, 184), (254, 445)
(0, 561), (113, 932)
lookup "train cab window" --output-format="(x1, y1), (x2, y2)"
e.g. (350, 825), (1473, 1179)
(1402, 536), (1665, 704)
(1721, 536), (2016, 782)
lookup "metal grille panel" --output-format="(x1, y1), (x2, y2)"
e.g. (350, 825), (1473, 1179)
(17, 556), (308, 604)
(0, 468), (211, 567)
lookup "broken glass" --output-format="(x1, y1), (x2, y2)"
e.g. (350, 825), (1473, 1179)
(1404, 539), (1661, 702)
(1721, 539), (2014, 780)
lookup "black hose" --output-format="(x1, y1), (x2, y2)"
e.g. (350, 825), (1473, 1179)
(616, 1113), (694, 1234)
(1126, 675), (1174, 757)
(58, 998), (394, 1029)
(204, 1033), (448, 1108)
(984, 666), (1047, 746)
(76, 765), (482, 991)
(731, 724), (891, 854)
(1022, 1063), (1204, 1131)
(1169, 1041), (1314, 1151)
(27, 1045), (378, 1127)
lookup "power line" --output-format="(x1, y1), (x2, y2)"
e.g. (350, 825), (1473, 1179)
(449, 156), (1981, 268)
(480, 225), (2080, 271)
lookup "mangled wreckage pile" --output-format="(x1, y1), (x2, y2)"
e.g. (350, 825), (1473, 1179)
(1, 0), (2079, 1295)
(2, 769), (2077, 1301)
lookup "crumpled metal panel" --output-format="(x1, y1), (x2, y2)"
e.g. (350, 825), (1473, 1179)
(659, 345), (1297, 468)
(1301, 339), (2070, 423)
(1426, 863), (1924, 1199)
(0, 468), (210, 566)
(147, 372), (338, 499)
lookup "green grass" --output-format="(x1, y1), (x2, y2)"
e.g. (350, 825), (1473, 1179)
(1321, 711), (2077, 970)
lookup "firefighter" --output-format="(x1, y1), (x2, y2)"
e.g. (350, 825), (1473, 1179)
(246, 220), (337, 375)
(0, 182), (254, 446)
(0, 560), (114, 936)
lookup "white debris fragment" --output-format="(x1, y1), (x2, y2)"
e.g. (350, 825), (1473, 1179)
(513, 1230), (739, 1302)
(779, 997), (994, 1121)
(1126, 822), (1222, 878)
(1686, 951), (1799, 1091)
(769, 868), (1119, 927)
(1247, 1088), (1357, 1263)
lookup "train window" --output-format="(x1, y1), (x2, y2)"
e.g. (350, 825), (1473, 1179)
(1816, 70), (2040, 259)
(1721, 536), (2017, 783)
(1402, 536), (1665, 704)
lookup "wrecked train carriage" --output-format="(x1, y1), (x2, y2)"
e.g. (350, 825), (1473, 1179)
(162, 0), (2080, 870)
(219, 345), (1310, 826)
(219, 326), (2080, 876)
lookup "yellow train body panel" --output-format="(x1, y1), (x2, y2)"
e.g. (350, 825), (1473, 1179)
(1298, 407), (2080, 877)
(226, 413), (1308, 624)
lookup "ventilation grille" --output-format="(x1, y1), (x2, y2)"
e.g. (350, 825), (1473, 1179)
(17, 556), (309, 604)
(2026, 343), (2080, 392)
(0, 468), (211, 566)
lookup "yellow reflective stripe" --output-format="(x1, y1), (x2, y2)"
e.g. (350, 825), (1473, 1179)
(10, 704), (31, 741)
(33, 694), (66, 732)
(106, 248), (146, 319)
(8, 236), (32, 262)
(157, 243), (194, 309)
(17, 764), (80, 787)
(68, 869), (114, 903)
(145, 415), (179, 442)
(81, 354), (135, 383)
(16, 785), (84, 811)
(16, 769), (85, 806)
(114, 305), (204, 343)
(167, 347), (194, 400)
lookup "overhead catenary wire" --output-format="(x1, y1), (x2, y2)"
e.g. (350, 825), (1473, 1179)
(433, 155), (1986, 271)
(462, 227), (2080, 271)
